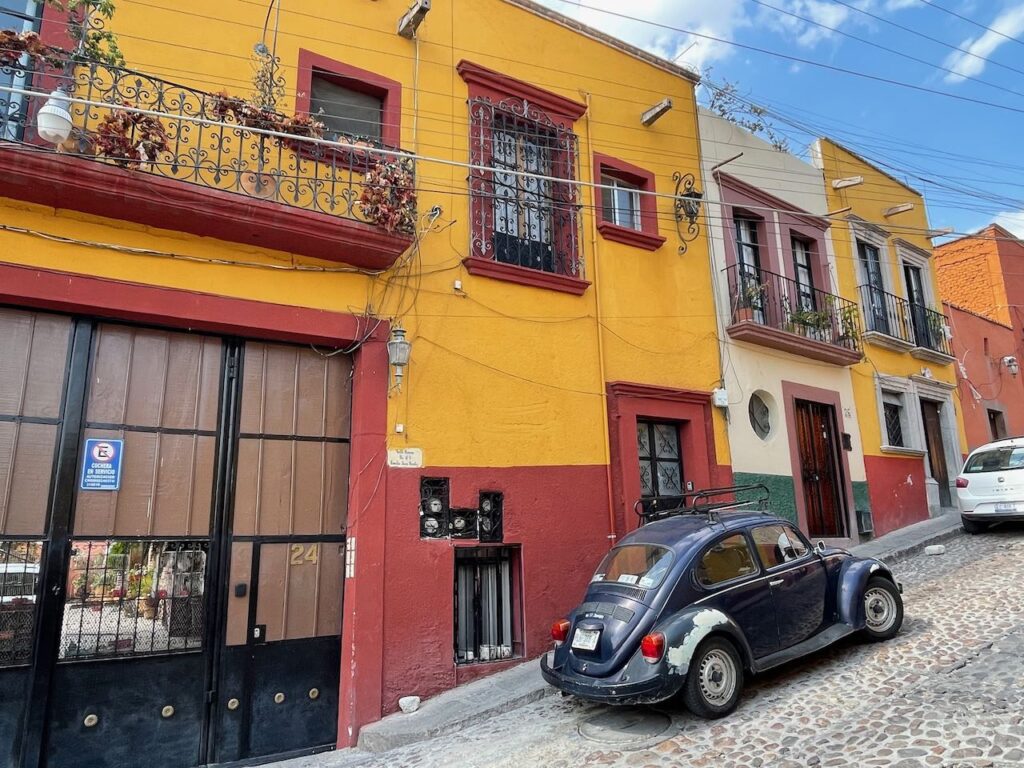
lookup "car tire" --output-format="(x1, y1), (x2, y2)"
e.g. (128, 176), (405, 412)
(861, 576), (903, 642)
(682, 637), (744, 719)
(961, 516), (987, 535)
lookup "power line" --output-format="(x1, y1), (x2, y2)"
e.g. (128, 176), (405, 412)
(918, 0), (1024, 52)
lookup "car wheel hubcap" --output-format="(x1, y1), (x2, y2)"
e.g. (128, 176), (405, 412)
(698, 649), (736, 705)
(864, 587), (897, 633)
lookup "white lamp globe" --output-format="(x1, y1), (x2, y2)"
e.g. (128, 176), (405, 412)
(36, 90), (73, 144)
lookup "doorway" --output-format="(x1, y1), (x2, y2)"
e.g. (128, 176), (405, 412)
(0, 309), (349, 768)
(794, 399), (848, 539)
(920, 400), (952, 509)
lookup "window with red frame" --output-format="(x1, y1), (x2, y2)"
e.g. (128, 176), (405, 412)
(309, 74), (384, 142)
(468, 98), (582, 277)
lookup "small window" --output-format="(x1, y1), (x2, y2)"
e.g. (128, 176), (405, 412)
(963, 446), (1024, 474)
(696, 534), (757, 587)
(988, 409), (1007, 441)
(749, 392), (772, 441)
(750, 525), (809, 569)
(592, 544), (673, 590)
(637, 421), (684, 498)
(882, 392), (905, 448)
(735, 216), (762, 271)
(310, 74), (383, 141)
(792, 237), (816, 311)
(600, 175), (641, 231)
(455, 547), (520, 664)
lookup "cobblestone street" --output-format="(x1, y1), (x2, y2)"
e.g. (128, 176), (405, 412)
(279, 527), (1024, 768)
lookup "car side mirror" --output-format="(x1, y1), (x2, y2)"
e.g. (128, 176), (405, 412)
(814, 540), (827, 554)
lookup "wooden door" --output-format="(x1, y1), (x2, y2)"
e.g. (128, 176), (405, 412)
(794, 400), (848, 539)
(921, 400), (952, 508)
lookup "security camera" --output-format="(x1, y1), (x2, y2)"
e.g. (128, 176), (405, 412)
(397, 0), (430, 39)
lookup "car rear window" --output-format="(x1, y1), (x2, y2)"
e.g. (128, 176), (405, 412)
(964, 446), (1024, 473)
(591, 545), (673, 590)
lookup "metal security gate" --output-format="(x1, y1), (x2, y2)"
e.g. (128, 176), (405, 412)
(0, 310), (350, 768)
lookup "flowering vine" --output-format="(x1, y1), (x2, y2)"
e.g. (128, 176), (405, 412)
(93, 104), (169, 169)
(212, 92), (324, 152)
(0, 30), (66, 69)
(359, 158), (417, 234)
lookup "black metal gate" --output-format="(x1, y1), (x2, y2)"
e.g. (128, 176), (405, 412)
(0, 310), (349, 768)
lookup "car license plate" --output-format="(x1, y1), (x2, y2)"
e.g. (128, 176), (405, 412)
(995, 502), (1018, 512)
(572, 628), (600, 651)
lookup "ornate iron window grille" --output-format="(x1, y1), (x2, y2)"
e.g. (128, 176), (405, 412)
(468, 96), (582, 278)
(0, 55), (416, 231)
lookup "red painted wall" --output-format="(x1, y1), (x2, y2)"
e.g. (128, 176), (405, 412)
(379, 464), (611, 713)
(946, 303), (1024, 450)
(864, 455), (927, 536)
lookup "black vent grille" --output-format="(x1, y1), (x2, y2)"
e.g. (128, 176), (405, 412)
(587, 582), (648, 602)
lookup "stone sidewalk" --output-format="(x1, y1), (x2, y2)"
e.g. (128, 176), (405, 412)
(348, 509), (965, 756)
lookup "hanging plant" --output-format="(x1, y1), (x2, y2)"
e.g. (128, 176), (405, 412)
(359, 158), (417, 234)
(93, 103), (169, 169)
(0, 29), (67, 69)
(212, 92), (324, 152)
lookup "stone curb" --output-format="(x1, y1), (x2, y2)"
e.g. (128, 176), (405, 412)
(870, 524), (964, 566)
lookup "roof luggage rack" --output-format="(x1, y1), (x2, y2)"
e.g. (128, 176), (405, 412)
(634, 484), (771, 525)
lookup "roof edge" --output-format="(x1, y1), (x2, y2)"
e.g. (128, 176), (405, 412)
(818, 137), (922, 198)
(500, 0), (701, 84)
(943, 301), (1013, 330)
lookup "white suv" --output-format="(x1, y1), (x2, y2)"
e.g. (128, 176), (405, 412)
(956, 437), (1024, 533)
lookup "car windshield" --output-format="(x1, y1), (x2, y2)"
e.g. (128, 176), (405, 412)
(964, 446), (1024, 473)
(591, 544), (673, 590)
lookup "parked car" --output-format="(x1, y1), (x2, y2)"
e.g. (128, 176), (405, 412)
(540, 486), (903, 718)
(956, 437), (1024, 534)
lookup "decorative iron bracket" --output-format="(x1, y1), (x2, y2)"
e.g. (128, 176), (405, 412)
(673, 171), (704, 255)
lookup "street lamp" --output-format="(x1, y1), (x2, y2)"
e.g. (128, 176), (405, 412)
(36, 90), (73, 144)
(387, 326), (412, 388)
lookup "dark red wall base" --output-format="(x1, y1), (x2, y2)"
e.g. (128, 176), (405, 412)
(379, 464), (610, 714)
(864, 455), (928, 537)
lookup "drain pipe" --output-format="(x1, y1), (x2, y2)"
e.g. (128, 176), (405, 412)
(581, 90), (619, 548)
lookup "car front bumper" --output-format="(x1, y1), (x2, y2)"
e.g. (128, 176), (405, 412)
(539, 651), (679, 705)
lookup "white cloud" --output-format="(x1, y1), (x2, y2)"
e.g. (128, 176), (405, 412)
(943, 4), (1024, 83)
(993, 210), (1024, 238)
(536, 0), (750, 71)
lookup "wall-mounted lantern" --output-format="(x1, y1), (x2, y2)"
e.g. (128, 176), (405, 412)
(387, 326), (412, 388)
(1003, 355), (1020, 377)
(37, 90), (73, 144)
(673, 172), (703, 255)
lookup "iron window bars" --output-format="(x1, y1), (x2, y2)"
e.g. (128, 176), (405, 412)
(857, 285), (953, 356)
(454, 546), (519, 665)
(468, 96), (582, 278)
(59, 539), (207, 661)
(0, 540), (43, 667)
(0, 55), (415, 230)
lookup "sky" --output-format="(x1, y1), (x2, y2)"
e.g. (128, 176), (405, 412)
(538, 0), (1024, 240)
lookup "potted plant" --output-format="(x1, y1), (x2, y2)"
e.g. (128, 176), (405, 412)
(359, 157), (417, 234)
(90, 103), (169, 170)
(837, 304), (860, 345)
(735, 279), (766, 322)
(141, 588), (167, 621)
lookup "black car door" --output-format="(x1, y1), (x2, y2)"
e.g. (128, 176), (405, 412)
(750, 524), (827, 648)
(693, 532), (779, 660)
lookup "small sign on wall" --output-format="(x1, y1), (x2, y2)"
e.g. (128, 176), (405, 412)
(80, 438), (124, 491)
(388, 448), (424, 468)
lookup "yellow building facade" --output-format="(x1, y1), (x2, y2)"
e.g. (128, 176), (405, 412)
(814, 139), (967, 533)
(0, 1), (727, 764)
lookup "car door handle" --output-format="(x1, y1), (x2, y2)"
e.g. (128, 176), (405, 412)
(769, 578), (784, 587)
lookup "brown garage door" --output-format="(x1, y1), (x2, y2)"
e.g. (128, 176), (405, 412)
(0, 311), (351, 768)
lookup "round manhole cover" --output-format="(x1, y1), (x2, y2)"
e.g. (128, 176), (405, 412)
(578, 707), (675, 748)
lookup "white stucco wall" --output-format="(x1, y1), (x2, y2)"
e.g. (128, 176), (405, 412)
(698, 109), (867, 483)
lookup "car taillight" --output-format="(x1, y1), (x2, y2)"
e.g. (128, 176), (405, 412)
(551, 619), (570, 646)
(640, 632), (665, 664)
(956, 477), (969, 488)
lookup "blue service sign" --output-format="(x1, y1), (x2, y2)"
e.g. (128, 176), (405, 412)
(80, 438), (124, 491)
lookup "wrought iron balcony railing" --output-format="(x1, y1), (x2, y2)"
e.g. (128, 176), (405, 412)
(0, 55), (416, 235)
(858, 285), (953, 357)
(724, 264), (862, 355)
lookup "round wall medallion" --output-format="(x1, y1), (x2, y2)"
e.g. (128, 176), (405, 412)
(227, 698), (240, 711)
(83, 714), (99, 728)
(274, 692), (285, 704)
(161, 705), (175, 719)
(308, 688), (320, 700)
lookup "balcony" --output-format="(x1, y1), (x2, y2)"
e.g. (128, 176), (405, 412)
(723, 265), (863, 366)
(858, 286), (954, 363)
(0, 55), (415, 268)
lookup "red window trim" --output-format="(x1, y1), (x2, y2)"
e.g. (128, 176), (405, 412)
(458, 60), (588, 294)
(593, 152), (665, 251)
(295, 49), (402, 149)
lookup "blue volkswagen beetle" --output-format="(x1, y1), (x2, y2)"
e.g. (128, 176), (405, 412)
(540, 486), (903, 718)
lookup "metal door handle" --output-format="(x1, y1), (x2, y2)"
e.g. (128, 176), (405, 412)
(769, 578), (784, 587)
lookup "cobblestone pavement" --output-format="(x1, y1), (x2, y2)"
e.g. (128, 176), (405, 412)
(275, 527), (1024, 768)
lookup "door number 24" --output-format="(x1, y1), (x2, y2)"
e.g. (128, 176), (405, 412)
(289, 543), (320, 565)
